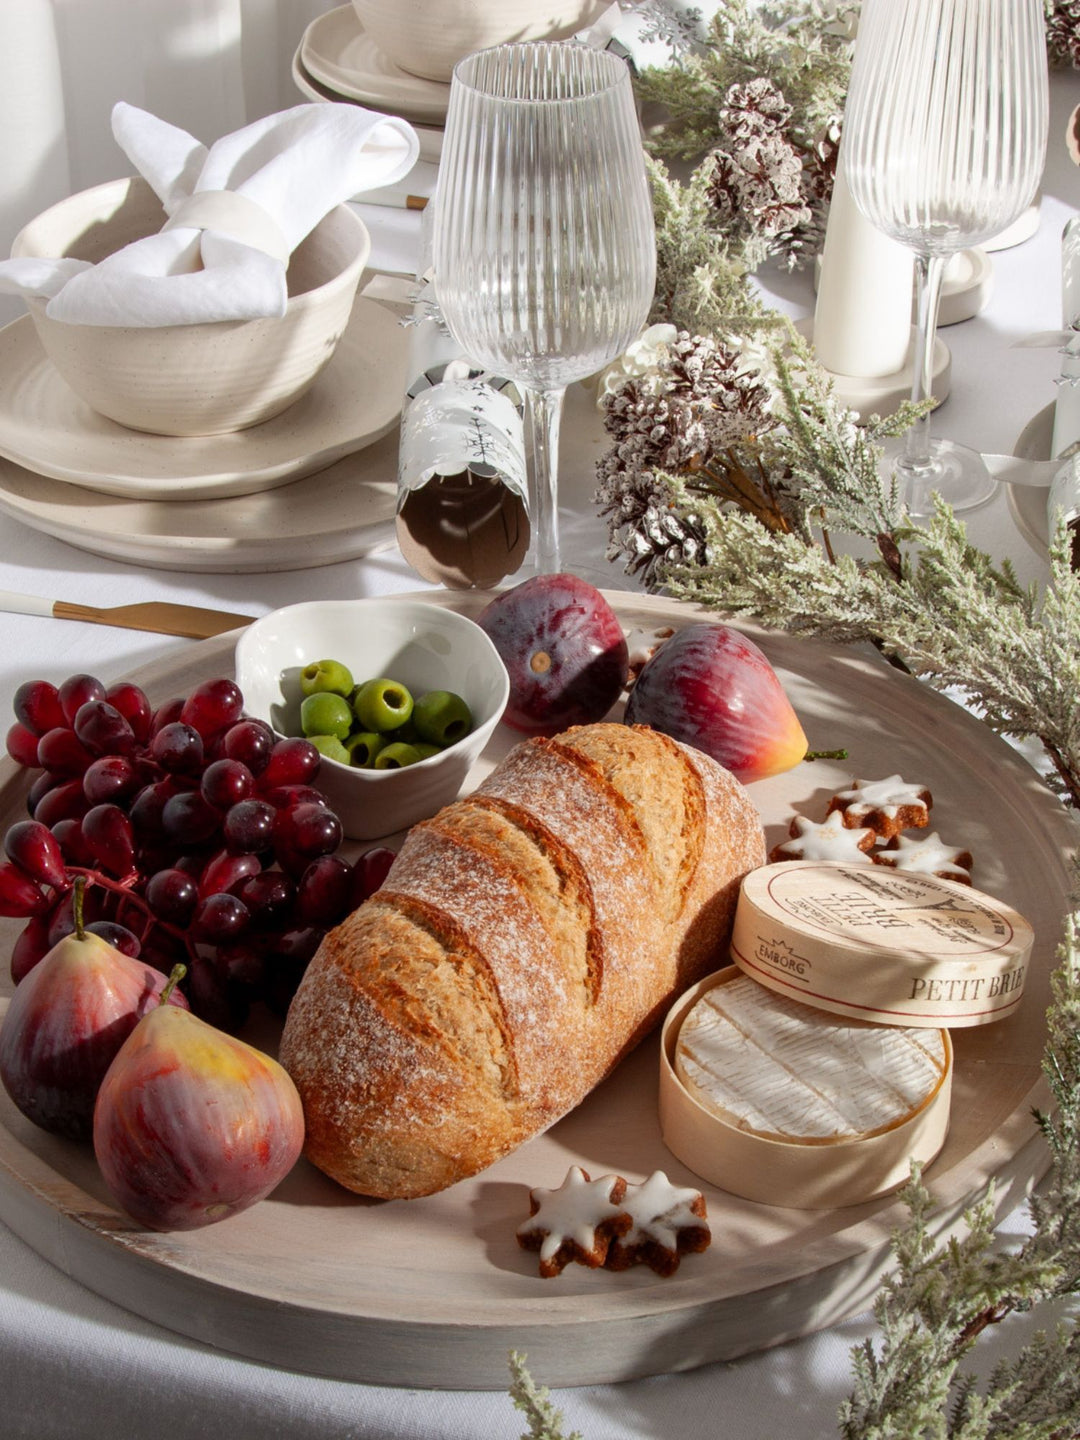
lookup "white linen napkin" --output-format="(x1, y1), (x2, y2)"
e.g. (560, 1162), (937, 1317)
(0, 100), (419, 326)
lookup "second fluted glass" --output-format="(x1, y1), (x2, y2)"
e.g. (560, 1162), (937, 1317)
(433, 42), (656, 575)
(842, 0), (1048, 515)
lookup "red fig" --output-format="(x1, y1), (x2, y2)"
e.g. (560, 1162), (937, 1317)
(624, 623), (808, 783)
(0, 882), (188, 1140)
(93, 969), (304, 1231)
(476, 573), (629, 736)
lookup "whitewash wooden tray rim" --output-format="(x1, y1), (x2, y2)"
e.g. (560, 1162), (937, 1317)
(0, 589), (1073, 1390)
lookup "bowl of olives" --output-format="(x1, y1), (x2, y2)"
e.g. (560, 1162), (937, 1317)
(235, 598), (510, 839)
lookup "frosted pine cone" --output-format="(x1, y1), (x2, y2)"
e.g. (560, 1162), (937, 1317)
(596, 331), (774, 496)
(1046, 0), (1080, 67)
(718, 78), (793, 141)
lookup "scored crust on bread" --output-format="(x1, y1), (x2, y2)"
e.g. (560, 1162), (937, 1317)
(279, 722), (766, 1199)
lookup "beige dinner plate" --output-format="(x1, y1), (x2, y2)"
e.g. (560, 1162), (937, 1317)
(300, 6), (451, 123)
(0, 298), (406, 502)
(0, 591), (1073, 1390)
(0, 438), (399, 573)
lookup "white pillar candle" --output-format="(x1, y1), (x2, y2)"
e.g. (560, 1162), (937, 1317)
(813, 158), (914, 378)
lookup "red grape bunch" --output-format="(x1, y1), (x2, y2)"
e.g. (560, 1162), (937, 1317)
(2, 674), (394, 1029)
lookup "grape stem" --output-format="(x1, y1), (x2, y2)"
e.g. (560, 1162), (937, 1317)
(65, 864), (200, 967)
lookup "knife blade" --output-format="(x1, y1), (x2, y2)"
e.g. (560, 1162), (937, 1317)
(0, 590), (255, 639)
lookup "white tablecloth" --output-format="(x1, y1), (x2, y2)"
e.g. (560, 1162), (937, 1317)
(0, 65), (1077, 1440)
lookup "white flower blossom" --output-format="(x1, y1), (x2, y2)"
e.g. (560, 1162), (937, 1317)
(595, 323), (680, 409)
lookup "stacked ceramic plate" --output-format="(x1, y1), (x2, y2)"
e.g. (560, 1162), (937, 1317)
(294, 6), (451, 165)
(0, 296), (410, 573)
(294, 2), (609, 167)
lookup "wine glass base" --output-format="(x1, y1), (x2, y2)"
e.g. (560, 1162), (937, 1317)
(882, 437), (999, 519)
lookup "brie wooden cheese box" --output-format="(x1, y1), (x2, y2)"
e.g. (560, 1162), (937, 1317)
(729, 861), (1032, 1028)
(659, 967), (953, 1209)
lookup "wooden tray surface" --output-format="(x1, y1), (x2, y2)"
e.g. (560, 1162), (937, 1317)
(0, 590), (1073, 1390)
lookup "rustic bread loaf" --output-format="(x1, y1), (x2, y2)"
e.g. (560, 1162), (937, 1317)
(279, 722), (766, 1199)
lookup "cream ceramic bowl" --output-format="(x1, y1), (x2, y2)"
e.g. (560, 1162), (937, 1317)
(10, 177), (370, 437)
(234, 598), (510, 841)
(352, 0), (608, 82)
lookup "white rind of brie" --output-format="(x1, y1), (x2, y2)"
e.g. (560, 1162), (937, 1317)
(674, 974), (947, 1146)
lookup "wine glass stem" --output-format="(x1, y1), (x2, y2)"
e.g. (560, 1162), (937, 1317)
(528, 386), (565, 575)
(903, 252), (947, 475)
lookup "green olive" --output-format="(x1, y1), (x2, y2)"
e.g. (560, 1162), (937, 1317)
(300, 691), (353, 740)
(299, 658), (354, 698)
(373, 741), (422, 770)
(353, 677), (415, 733)
(307, 734), (350, 764)
(345, 731), (385, 768)
(413, 689), (473, 747)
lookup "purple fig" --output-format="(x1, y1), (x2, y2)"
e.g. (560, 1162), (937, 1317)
(624, 623), (809, 783)
(93, 970), (304, 1231)
(476, 573), (629, 736)
(0, 884), (188, 1140)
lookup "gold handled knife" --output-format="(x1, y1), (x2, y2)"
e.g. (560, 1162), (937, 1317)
(0, 591), (255, 640)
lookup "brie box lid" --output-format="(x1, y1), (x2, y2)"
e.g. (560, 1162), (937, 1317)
(730, 861), (1033, 1028)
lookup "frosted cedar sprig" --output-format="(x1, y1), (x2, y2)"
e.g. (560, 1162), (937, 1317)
(839, 909), (1080, 1439)
(646, 154), (779, 338)
(636, 0), (854, 271)
(507, 1351), (583, 1440)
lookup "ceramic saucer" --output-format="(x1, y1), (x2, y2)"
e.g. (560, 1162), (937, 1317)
(0, 435), (400, 574)
(300, 7), (450, 124)
(811, 247), (993, 327)
(984, 202), (1041, 253)
(794, 317), (950, 419)
(0, 298), (406, 502)
(937, 248), (993, 326)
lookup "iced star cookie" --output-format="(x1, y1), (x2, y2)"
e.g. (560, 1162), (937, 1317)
(826, 775), (932, 839)
(873, 831), (973, 885)
(516, 1166), (631, 1277)
(605, 1171), (711, 1276)
(769, 810), (876, 864)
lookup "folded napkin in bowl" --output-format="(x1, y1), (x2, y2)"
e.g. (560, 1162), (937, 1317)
(0, 100), (418, 326)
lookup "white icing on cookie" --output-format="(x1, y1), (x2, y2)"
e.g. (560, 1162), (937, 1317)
(831, 775), (931, 831)
(875, 831), (972, 881)
(619, 1171), (708, 1251)
(774, 810), (875, 862)
(517, 1166), (625, 1267)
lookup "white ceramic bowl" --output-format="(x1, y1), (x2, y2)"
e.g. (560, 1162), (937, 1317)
(352, 0), (608, 82)
(10, 177), (370, 437)
(234, 599), (510, 841)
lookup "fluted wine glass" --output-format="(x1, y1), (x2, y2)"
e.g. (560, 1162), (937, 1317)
(432, 41), (656, 575)
(842, 0), (1047, 516)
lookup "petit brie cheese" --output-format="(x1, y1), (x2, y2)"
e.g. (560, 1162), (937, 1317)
(674, 973), (947, 1146)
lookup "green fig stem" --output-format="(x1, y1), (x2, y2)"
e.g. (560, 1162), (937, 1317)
(158, 963), (188, 1008)
(72, 874), (87, 940)
(804, 747), (849, 762)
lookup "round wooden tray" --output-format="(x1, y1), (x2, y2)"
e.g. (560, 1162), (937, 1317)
(0, 591), (1073, 1390)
